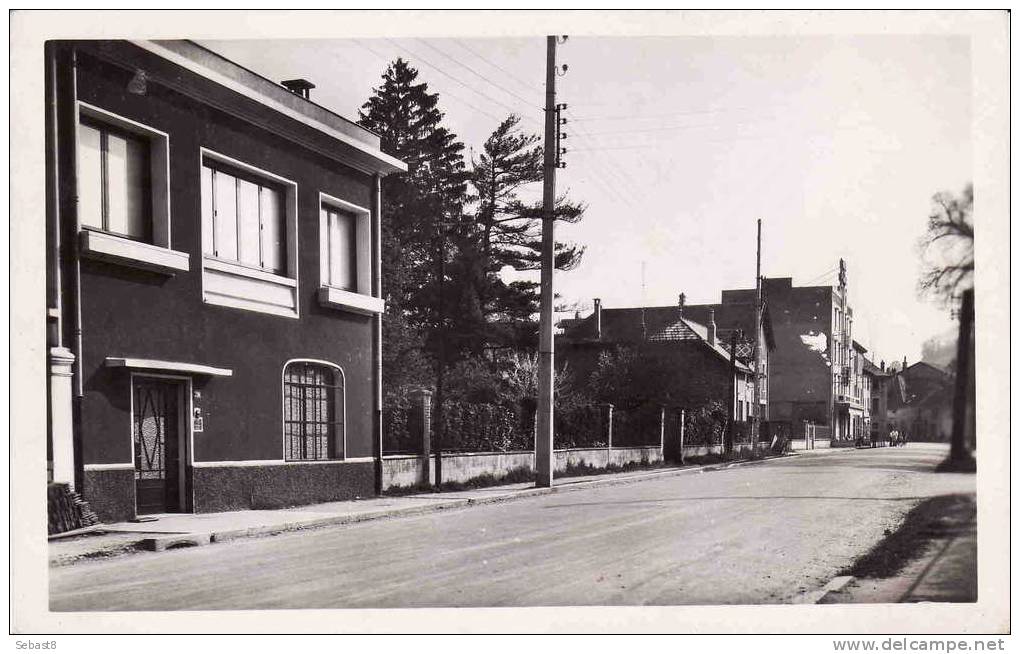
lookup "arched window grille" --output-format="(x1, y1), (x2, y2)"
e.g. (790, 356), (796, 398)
(283, 361), (344, 461)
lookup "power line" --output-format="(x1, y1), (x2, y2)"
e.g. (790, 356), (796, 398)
(578, 114), (799, 138)
(568, 109), (646, 196)
(383, 37), (542, 127)
(451, 38), (544, 94)
(568, 134), (641, 198)
(804, 268), (838, 286)
(415, 38), (542, 111)
(562, 109), (642, 208)
(567, 119), (878, 152)
(566, 100), (800, 123)
(352, 39), (505, 123)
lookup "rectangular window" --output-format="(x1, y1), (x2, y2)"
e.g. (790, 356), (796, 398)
(323, 205), (358, 291)
(78, 118), (152, 242)
(202, 161), (286, 275)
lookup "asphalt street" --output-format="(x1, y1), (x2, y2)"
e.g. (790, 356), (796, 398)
(50, 443), (974, 609)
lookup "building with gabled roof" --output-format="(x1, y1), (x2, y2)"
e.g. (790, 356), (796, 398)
(556, 296), (764, 422)
(884, 360), (953, 442)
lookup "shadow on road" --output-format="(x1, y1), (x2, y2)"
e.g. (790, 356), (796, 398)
(774, 459), (947, 474)
(839, 493), (977, 581)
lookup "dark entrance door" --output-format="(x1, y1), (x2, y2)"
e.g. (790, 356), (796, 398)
(133, 378), (183, 514)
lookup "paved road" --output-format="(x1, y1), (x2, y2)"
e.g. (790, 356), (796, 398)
(50, 444), (974, 610)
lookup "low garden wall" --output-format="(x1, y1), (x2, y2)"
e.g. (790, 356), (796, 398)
(381, 445), (663, 490)
(791, 438), (832, 451)
(679, 444), (723, 458)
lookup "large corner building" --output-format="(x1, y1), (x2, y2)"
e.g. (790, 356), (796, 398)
(45, 40), (406, 521)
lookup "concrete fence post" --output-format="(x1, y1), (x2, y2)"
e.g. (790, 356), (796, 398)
(659, 406), (665, 459)
(604, 403), (614, 449)
(680, 408), (686, 464)
(603, 403), (614, 468)
(411, 388), (433, 486)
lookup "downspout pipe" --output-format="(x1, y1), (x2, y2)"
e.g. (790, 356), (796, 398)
(45, 42), (61, 471)
(45, 42), (62, 348)
(68, 47), (85, 492)
(51, 44), (84, 490)
(372, 174), (384, 495)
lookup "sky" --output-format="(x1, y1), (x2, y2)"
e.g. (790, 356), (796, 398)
(200, 34), (971, 365)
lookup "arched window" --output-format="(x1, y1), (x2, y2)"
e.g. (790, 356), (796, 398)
(283, 361), (345, 461)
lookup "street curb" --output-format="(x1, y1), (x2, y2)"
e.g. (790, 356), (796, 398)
(794, 575), (857, 604)
(52, 451), (803, 565)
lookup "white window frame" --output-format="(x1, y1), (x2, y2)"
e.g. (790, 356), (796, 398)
(75, 102), (189, 274)
(317, 192), (383, 315)
(280, 359), (347, 462)
(200, 148), (299, 319)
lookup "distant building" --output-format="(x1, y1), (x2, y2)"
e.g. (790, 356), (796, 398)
(885, 360), (954, 442)
(863, 357), (893, 443)
(719, 259), (865, 442)
(45, 41), (406, 521)
(556, 295), (774, 421)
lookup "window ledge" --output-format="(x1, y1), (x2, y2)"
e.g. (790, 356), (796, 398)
(203, 256), (298, 318)
(318, 286), (384, 316)
(80, 230), (190, 274)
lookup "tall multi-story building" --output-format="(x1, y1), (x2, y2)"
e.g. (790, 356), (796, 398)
(45, 40), (406, 521)
(720, 259), (865, 442)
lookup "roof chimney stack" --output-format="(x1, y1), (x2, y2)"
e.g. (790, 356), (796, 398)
(678, 292), (686, 319)
(707, 309), (717, 347)
(593, 298), (602, 340)
(902, 356), (908, 371)
(281, 78), (316, 100)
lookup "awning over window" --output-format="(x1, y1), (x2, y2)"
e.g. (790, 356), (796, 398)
(104, 357), (233, 377)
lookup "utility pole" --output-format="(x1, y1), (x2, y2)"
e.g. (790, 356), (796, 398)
(950, 288), (975, 466)
(433, 220), (447, 488)
(752, 218), (763, 452)
(536, 35), (567, 488)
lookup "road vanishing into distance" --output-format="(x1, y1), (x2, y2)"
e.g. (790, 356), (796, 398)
(51, 444), (974, 609)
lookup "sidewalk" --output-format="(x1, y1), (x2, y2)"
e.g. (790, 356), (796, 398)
(817, 492), (977, 604)
(50, 452), (800, 567)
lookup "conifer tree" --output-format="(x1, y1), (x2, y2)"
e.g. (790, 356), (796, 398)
(358, 58), (469, 394)
(463, 114), (586, 352)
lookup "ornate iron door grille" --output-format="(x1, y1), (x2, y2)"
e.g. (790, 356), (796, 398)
(133, 379), (180, 514)
(283, 362), (344, 461)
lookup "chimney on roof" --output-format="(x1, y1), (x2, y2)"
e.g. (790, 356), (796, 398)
(678, 292), (686, 319)
(902, 356), (908, 371)
(707, 309), (717, 347)
(593, 298), (602, 340)
(281, 78), (316, 100)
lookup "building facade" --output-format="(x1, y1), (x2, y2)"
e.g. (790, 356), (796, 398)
(863, 357), (892, 443)
(848, 340), (872, 443)
(45, 40), (405, 521)
(720, 259), (865, 442)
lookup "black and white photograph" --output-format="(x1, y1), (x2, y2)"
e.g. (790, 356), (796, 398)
(10, 8), (1010, 638)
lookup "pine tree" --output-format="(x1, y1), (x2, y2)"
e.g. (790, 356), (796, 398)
(358, 58), (470, 394)
(462, 114), (586, 353)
